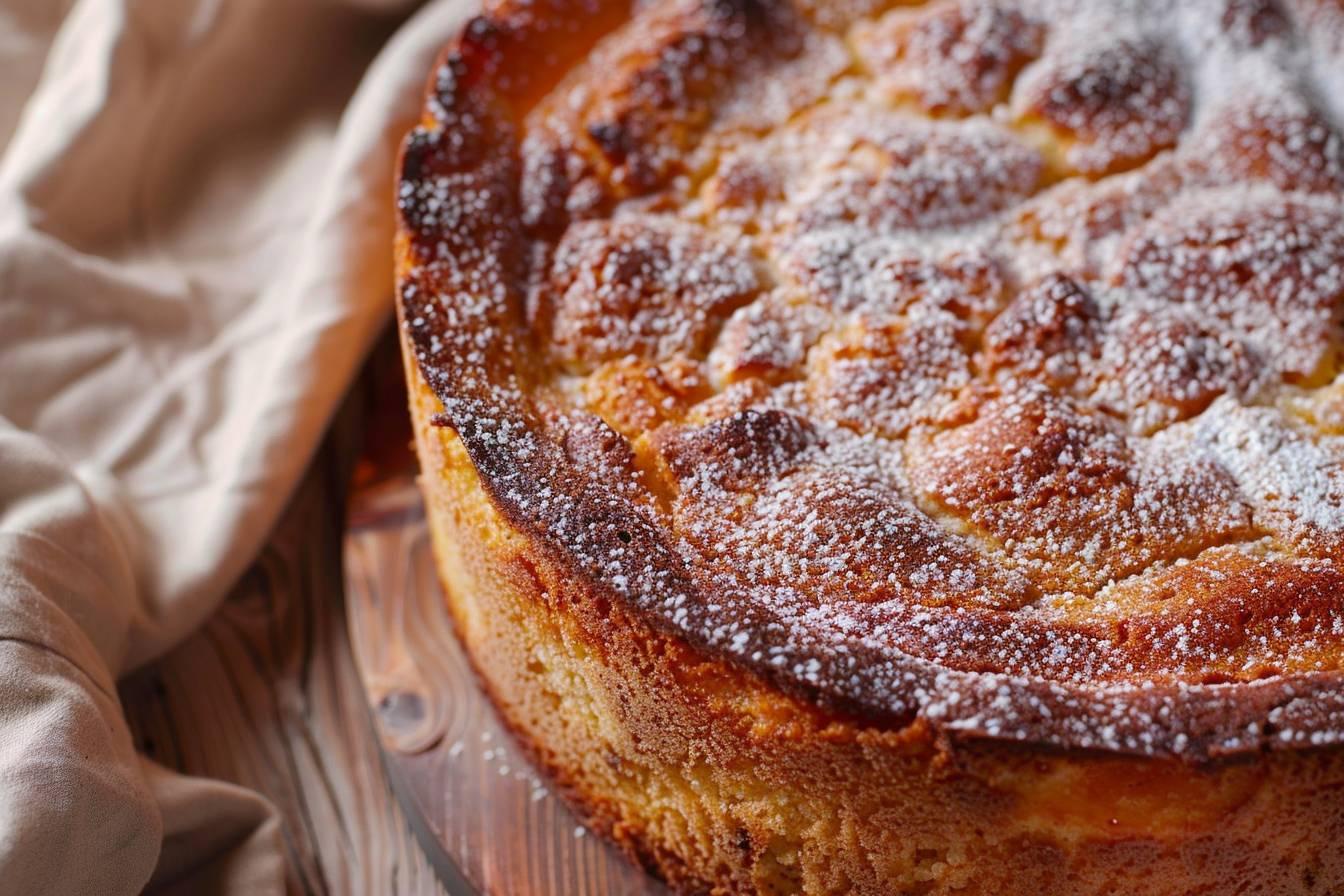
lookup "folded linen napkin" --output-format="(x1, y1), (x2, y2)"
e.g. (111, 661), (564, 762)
(0, 1), (471, 891)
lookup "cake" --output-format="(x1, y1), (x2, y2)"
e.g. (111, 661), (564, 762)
(393, 0), (1344, 892)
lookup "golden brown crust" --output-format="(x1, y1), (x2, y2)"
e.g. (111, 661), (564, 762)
(852, 1), (1046, 117)
(406, 358), (1344, 894)
(395, 4), (1344, 889)
(396, 0), (1344, 769)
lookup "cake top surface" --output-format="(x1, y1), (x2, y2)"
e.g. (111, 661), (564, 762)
(397, 0), (1344, 758)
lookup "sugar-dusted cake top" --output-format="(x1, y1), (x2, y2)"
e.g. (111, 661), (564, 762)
(397, 0), (1344, 757)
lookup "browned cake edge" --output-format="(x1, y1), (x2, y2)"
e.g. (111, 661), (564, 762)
(393, 2), (1344, 890)
(401, 346), (1344, 895)
(393, 0), (1344, 765)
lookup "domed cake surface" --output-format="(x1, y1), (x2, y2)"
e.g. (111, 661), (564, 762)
(396, 1), (1344, 892)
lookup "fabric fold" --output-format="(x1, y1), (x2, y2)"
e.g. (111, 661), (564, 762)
(0, 0), (474, 891)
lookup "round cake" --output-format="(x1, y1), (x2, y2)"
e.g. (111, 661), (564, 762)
(393, 0), (1344, 892)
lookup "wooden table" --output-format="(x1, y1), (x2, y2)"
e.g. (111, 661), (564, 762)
(120, 323), (667, 894)
(120, 377), (448, 896)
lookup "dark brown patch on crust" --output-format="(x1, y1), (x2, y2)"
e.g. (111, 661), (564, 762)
(854, 0), (1045, 116)
(538, 216), (761, 367)
(1015, 34), (1190, 175)
(983, 273), (1100, 387)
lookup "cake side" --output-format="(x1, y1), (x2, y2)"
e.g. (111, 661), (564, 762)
(392, 2), (1344, 889)
(402, 340), (1344, 895)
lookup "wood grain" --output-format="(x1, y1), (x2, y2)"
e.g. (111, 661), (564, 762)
(121, 368), (447, 896)
(343, 339), (668, 896)
(122, 333), (668, 895)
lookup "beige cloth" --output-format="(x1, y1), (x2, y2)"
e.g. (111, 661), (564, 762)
(0, 1), (474, 892)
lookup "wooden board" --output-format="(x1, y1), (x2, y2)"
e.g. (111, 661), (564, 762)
(342, 345), (668, 896)
(122, 369), (448, 896)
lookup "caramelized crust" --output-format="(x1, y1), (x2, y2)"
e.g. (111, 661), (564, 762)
(539, 215), (761, 367)
(907, 387), (1255, 595)
(396, 0), (1344, 891)
(1111, 193), (1344, 381)
(400, 0), (1344, 760)
(853, 0), (1045, 117)
(982, 273), (1100, 386)
(1013, 32), (1190, 176)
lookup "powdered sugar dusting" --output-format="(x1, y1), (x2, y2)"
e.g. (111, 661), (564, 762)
(539, 215), (761, 367)
(1013, 29), (1191, 175)
(854, 0), (1046, 117)
(399, 0), (1344, 757)
(1196, 399), (1344, 550)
